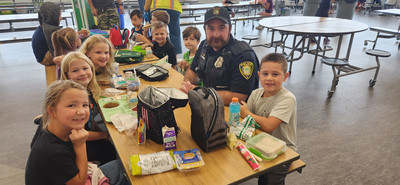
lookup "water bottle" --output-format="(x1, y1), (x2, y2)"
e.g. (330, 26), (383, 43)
(228, 97), (241, 127)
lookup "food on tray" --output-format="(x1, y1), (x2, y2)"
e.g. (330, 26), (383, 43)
(103, 102), (119, 108)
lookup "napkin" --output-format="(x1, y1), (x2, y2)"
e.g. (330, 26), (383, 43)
(110, 113), (138, 133)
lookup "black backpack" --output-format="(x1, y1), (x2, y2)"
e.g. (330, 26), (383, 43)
(137, 86), (188, 144)
(188, 87), (228, 152)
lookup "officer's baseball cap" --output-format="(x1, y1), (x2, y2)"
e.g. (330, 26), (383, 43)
(204, 6), (231, 25)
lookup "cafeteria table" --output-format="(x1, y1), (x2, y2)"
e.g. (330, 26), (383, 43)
(258, 16), (369, 74)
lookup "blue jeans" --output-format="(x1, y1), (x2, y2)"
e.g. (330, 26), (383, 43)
(163, 9), (182, 54)
(138, 0), (145, 13)
(100, 160), (129, 185)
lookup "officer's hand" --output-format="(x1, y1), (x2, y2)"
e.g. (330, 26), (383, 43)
(180, 81), (195, 94)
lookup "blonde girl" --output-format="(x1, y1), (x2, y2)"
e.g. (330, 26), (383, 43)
(60, 51), (101, 98)
(60, 51), (116, 164)
(26, 80), (90, 184)
(26, 80), (127, 185)
(79, 34), (116, 83)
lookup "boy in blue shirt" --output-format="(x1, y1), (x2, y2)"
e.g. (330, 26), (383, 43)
(240, 53), (297, 185)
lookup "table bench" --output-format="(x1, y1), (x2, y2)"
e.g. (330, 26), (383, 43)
(364, 26), (400, 49)
(288, 159), (306, 174)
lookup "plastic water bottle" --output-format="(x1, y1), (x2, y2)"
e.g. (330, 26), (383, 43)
(229, 97), (241, 127)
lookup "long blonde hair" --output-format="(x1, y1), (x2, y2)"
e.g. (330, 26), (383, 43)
(60, 51), (101, 98)
(42, 80), (88, 129)
(79, 34), (115, 78)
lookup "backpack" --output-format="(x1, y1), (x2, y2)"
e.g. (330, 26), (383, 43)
(188, 87), (228, 152)
(123, 64), (169, 82)
(114, 50), (144, 64)
(109, 25), (129, 49)
(137, 86), (188, 144)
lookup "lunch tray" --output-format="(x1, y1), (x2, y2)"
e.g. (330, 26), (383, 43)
(98, 95), (136, 122)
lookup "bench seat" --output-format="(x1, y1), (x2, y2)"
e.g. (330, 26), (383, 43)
(0, 36), (32, 44)
(370, 27), (400, 35)
(287, 159), (306, 174)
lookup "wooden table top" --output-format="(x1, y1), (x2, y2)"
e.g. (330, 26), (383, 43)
(45, 53), (301, 185)
(259, 16), (369, 36)
(103, 64), (300, 185)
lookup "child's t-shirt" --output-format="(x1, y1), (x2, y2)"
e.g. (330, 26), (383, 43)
(26, 129), (79, 184)
(246, 87), (297, 150)
(131, 25), (150, 38)
(152, 40), (177, 66)
(183, 50), (195, 65)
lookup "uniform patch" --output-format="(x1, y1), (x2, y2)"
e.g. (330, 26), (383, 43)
(213, 8), (220, 15)
(239, 61), (253, 80)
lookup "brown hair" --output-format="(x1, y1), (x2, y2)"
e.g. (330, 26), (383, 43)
(152, 10), (170, 24)
(130, 9), (143, 19)
(182, 26), (201, 41)
(42, 80), (88, 129)
(151, 21), (168, 34)
(51, 27), (78, 57)
(260, 53), (288, 74)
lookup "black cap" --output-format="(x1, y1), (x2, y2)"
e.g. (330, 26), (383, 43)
(204, 6), (231, 25)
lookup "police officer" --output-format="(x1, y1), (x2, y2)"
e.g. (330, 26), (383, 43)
(181, 6), (259, 105)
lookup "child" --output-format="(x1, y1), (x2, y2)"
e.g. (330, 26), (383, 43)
(51, 27), (89, 79)
(129, 9), (148, 38)
(60, 51), (116, 165)
(135, 10), (170, 44)
(178, 26), (201, 74)
(142, 21), (177, 69)
(240, 53), (297, 185)
(79, 34), (116, 84)
(25, 80), (127, 185)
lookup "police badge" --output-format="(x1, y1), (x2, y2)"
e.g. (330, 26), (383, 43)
(214, 56), (224, 68)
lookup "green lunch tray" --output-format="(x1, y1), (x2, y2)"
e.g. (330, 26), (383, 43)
(98, 95), (137, 122)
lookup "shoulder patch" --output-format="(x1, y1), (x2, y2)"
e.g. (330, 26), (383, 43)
(239, 61), (253, 80)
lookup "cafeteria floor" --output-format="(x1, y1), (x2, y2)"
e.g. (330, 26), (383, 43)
(1, 3), (399, 185)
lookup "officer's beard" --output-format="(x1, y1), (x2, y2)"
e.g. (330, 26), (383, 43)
(207, 36), (229, 51)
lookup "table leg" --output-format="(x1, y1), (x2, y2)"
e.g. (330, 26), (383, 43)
(345, 33), (355, 61)
(335, 35), (343, 59)
(312, 36), (322, 74)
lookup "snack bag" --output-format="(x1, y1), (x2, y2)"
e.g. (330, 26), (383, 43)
(137, 119), (146, 145)
(232, 115), (260, 141)
(129, 150), (176, 175)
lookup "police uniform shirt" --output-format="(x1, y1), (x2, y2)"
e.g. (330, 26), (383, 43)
(190, 35), (259, 96)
